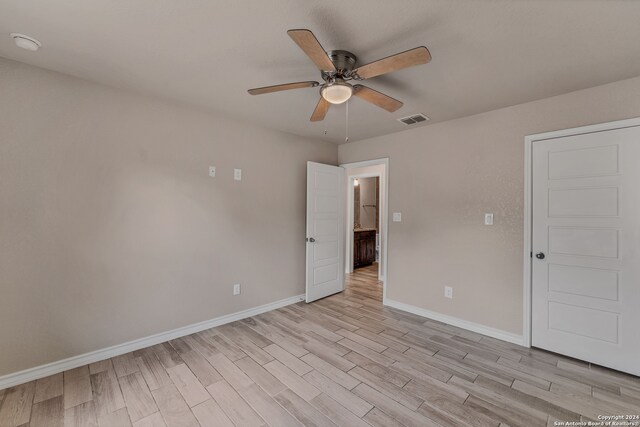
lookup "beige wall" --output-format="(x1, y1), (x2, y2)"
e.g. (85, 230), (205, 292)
(4, 53), (640, 378)
(0, 58), (337, 377)
(339, 75), (640, 335)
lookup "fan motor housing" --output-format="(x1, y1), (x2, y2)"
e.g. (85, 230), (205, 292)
(322, 50), (357, 80)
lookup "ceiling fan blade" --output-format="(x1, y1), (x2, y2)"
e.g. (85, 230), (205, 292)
(353, 46), (431, 80)
(248, 81), (319, 95)
(310, 97), (331, 121)
(353, 85), (403, 112)
(287, 29), (337, 72)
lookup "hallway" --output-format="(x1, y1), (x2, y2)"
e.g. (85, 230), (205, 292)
(344, 264), (382, 302)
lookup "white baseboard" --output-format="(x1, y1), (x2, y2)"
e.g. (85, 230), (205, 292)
(0, 294), (305, 390)
(384, 298), (525, 346)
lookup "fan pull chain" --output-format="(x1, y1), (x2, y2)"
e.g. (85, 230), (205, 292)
(345, 100), (349, 142)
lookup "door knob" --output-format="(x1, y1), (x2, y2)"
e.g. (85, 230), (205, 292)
(307, 237), (316, 243)
(535, 252), (545, 260)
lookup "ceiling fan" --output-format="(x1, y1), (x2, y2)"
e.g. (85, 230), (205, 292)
(248, 29), (431, 121)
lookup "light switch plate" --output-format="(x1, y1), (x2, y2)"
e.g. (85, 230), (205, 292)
(233, 283), (241, 295)
(208, 166), (216, 177)
(484, 213), (494, 225)
(234, 168), (242, 181)
(393, 212), (402, 222)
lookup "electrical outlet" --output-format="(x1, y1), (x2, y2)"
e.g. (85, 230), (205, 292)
(444, 286), (453, 299)
(208, 166), (216, 177)
(484, 213), (494, 225)
(234, 168), (242, 181)
(233, 283), (241, 296)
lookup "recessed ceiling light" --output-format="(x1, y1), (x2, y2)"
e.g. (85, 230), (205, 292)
(10, 33), (41, 51)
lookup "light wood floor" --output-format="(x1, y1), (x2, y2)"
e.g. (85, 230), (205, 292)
(1, 264), (639, 427)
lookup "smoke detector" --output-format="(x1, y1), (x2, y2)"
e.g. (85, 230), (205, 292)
(10, 33), (41, 51)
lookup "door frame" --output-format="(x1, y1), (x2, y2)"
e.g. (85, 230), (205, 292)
(340, 158), (389, 302)
(523, 117), (640, 348)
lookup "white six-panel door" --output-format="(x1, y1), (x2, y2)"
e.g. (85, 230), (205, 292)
(531, 125), (640, 376)
(306, 162), (345, 303)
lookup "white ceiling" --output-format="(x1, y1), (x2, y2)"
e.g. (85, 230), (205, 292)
(2, 0), (640, 144)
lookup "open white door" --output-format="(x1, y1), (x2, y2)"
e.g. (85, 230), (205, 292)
(531, 125), (640, 376)
(306, 162), (345, 303)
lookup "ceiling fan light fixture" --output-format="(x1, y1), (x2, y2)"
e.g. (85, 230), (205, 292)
(321, 80), (353, 104)
(248, 29), (432, 122)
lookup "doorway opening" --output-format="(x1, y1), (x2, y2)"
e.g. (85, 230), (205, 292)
(341, 158), (388, 301)
(304, 159), (388, 304)
(352, 177), (379, 269)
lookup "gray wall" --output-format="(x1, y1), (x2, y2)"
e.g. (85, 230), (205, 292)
(4, 53), (640, 377)
(339, 75), (640, 335)
(0, 58), (337, 376)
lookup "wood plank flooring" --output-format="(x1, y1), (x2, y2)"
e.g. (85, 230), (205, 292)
(1, 264), (639, 426)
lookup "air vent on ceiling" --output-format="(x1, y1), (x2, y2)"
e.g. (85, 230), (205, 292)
(397, 113), (430, 125)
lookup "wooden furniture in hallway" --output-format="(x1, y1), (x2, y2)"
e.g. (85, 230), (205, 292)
(354, 229), (376, 269)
